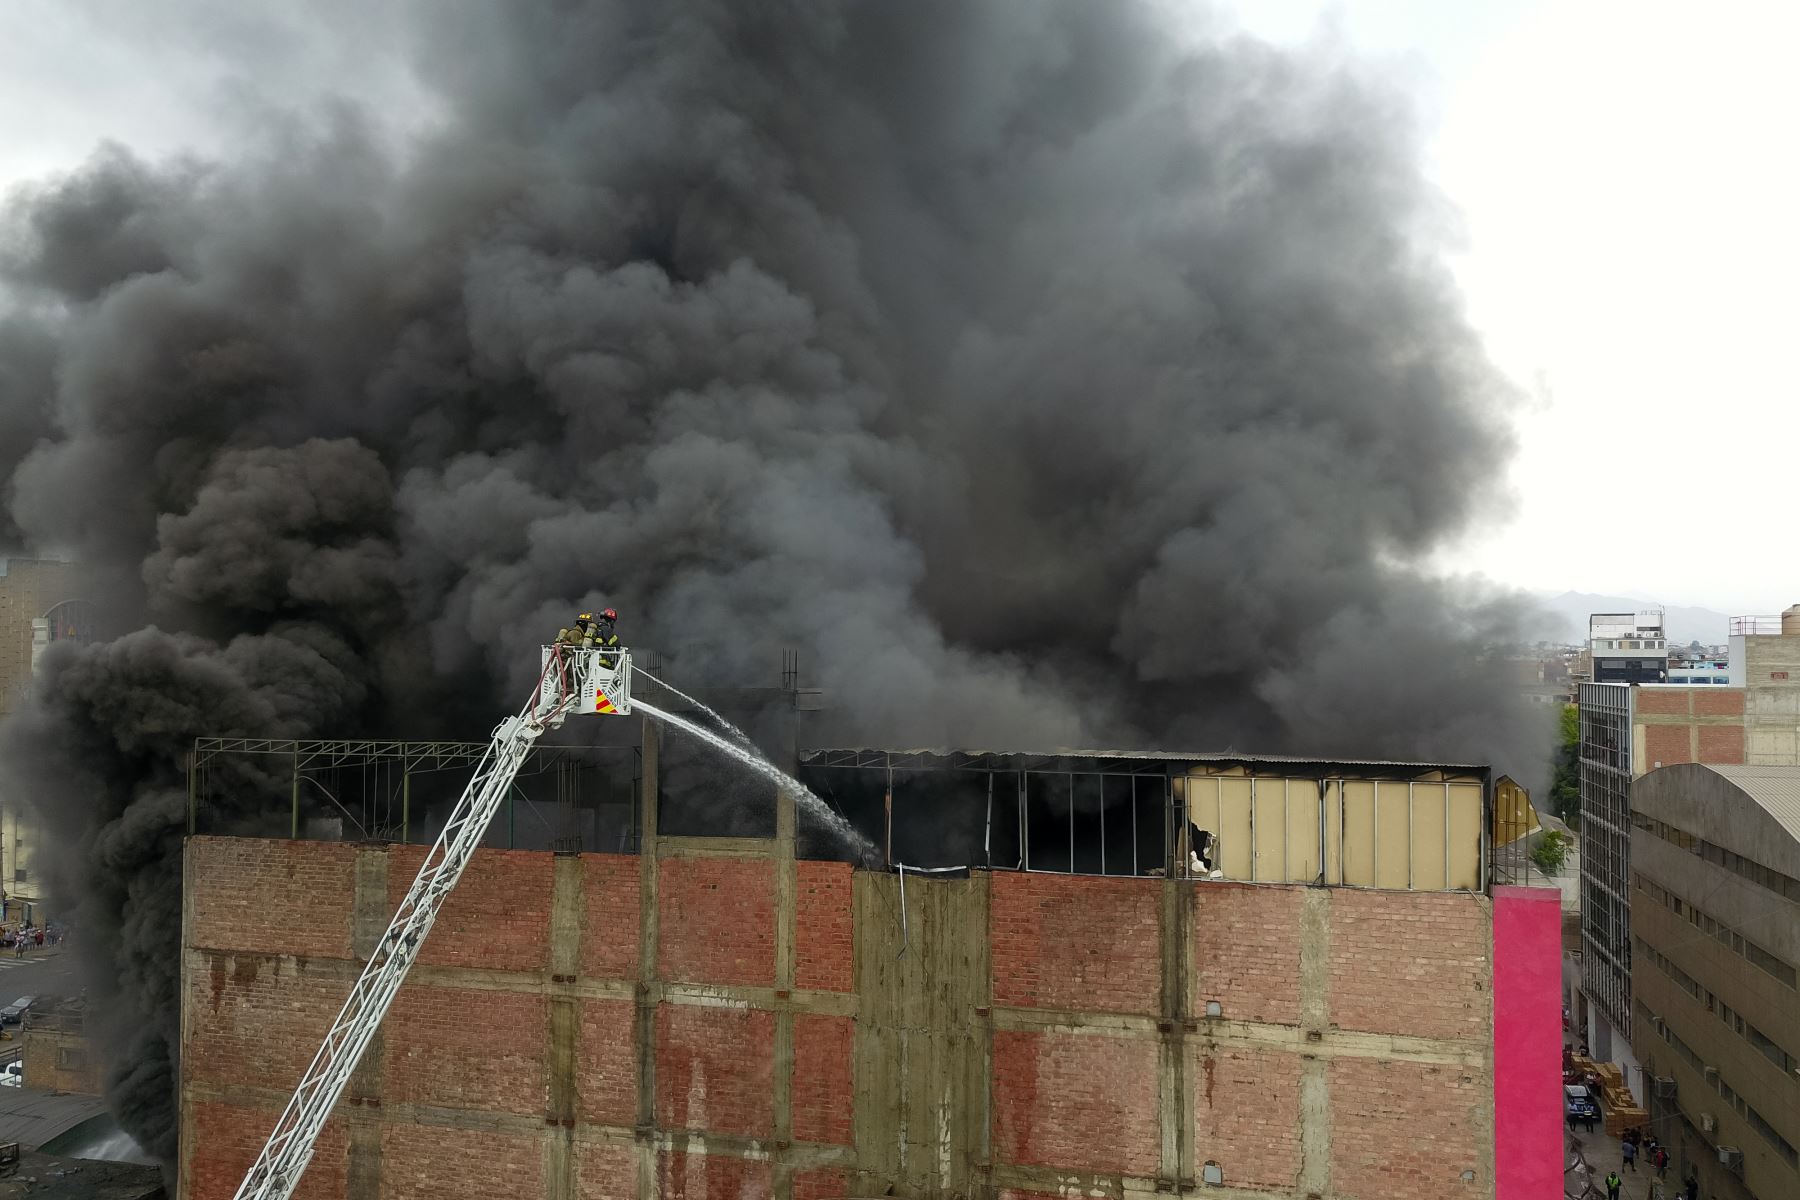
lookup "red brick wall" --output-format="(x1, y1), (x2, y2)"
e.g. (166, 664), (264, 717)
(1191, 1046), (1301, 1190)
(1329, 1057), (1490, 1200)
(1695, 689), (1745, 716)
(793, 1167), (848, 1200)
(582, 854), (641, 980)
(791, 1013), (854, 1145)
(387, 846), (553, 973)
(185, 957), (347, 1088)
(991, 872), (1161, 1014)
(654, 1004), (774, 1138)
(576, 1143), (636, 1200)
(185, 1103), (347, 1200)
(1643, 723), (1692, 769)
(1328, 890), (1489, 1041)
(656, 857), (774, 987)
(381, 985), (547, 1114)
(1698, 723), (1745, 763)
(1636, 689), (1692, 715)
(1193, 884), (1302, 1025)
(795, 859), (854, 992)
(185, 838), (1498, 1200)
(577, 997), (638, 1125)
(380, 1125), (543, 1200)
(188, 839), (354, 959)
(656, 1152), (771, 1199)
(991, 1029), (1159, 1176)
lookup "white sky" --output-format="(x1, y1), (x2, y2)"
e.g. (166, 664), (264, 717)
(1, 1), (1794, 616)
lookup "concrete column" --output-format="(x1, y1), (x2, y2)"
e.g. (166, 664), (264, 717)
(345, 846), (391, 1200)
(546, 853), (586, 1200)
(1297, 889), (1332, 1197)
(773, 782), (797, 1199)
(1159, 830), (1195, 1190)
(635, 719), (660, 1200)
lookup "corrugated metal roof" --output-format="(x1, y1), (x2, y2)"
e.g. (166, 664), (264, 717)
(1698, 764), (1800, 842)
(0, 1089), (108, 1149)
(799, 747), (1487, 772)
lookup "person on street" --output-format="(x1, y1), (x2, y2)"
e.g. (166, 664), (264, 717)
(1605, 1170), (1623, 1200)
(1623, 1139), (1637, 1172)
(1582, 1109), (1596, 1134)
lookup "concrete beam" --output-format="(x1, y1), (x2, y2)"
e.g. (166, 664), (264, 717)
(991, 1006), (1486, 1067)
(655, 835), (774, 858)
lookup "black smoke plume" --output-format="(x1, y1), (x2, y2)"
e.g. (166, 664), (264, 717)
(0, 0), (1549, 1164)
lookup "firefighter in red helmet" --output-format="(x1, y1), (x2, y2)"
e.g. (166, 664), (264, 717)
(584, 608), (621, 667)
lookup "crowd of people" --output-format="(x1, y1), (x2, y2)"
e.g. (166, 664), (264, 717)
(0, 925), (60, 956)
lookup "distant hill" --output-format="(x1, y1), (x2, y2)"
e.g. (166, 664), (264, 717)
(1537, 591), (1732, 647)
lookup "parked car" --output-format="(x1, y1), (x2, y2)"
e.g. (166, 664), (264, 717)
(0, 1061), (20, 1087)
(1565, 1083), (1599, 1124)
(0, 998), (35, 1025)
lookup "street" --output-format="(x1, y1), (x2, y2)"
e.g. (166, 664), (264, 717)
(0, 948), (80, 1062)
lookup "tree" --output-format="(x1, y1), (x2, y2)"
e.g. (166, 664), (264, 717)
(1550, 704), (1579, 826)
(1530, 829), (1570, 875)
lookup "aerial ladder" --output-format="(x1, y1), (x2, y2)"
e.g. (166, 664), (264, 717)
(230, 644), (634, 1200)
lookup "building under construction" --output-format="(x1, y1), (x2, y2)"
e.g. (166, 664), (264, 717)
(179, 721), (1559, 1200)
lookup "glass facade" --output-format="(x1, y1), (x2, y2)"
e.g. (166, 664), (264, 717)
(1579, 682), (1634, 1036)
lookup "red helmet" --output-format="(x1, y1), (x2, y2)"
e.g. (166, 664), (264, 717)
(600, 608), (618, 622)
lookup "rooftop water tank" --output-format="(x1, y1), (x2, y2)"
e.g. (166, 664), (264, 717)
(1784, 605), (1800, 637)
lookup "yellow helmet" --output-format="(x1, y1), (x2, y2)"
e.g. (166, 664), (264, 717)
(575, 612), (594, 624)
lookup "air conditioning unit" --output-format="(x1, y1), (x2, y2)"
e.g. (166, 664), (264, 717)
(1701, 1113), (1717, 1135)
(1718, 1147), (1744, 1171)
(1704, 1065), (1719, 1084)
(1653, 1076), (1677, 1099)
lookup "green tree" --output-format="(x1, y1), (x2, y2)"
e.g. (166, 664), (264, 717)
(1550, 704), (1579, 826)
(1530, 829), (1570, 875)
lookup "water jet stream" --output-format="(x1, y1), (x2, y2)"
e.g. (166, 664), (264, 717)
(633, 698), (877, 859)
(637, 669), (753, 746)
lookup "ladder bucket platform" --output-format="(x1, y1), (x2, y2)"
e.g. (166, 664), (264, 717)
(539, 645), (634, 717)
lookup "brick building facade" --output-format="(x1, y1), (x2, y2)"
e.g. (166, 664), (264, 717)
(180, 832), (1558, 1199)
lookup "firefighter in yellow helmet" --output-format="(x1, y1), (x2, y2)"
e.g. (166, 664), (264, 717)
(555, 613), (591, 646)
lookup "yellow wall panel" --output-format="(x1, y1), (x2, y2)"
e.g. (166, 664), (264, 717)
(1410, 783), (1450, 891)
(1218, 777), (1253, 880)
(1375, 783), (1412, 889)
(1341, 780), (1376, 887)
(1252, 778), (1288, 883)
(1284, 778), (1320, 883)
(1447, 783), (1483, 889)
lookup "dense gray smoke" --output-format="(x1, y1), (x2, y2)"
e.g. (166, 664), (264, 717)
(0, 0), (1547, 1164)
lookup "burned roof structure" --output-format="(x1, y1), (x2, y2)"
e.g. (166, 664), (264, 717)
(798, 747), (1493, 891)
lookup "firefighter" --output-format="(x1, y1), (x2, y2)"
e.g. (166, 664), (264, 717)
(585, 608), (621, 667)
(556, 613), (594, 646)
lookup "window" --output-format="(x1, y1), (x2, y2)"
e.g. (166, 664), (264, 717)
(10, 870), (22, 885)
(56, 1047), (85, 1070)
(1634, 870), (1798, 989)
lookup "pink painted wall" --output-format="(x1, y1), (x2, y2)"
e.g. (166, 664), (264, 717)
(1492, 885), (1563, 1200)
